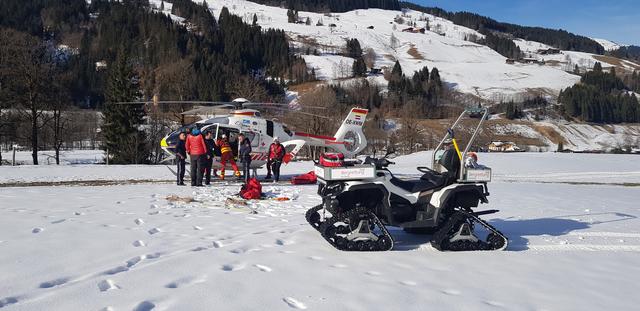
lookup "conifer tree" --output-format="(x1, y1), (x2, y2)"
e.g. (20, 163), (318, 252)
(352, 56), (367, 77)
(102, 47), (148, 164)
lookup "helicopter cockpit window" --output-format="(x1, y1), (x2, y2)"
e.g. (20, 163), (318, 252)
(266, 120), (274, 137)
(254, 112), (261, 117)
(206, 117), (229, 125)
(282, 125), (292, 136)
(243, 132), (260, 147)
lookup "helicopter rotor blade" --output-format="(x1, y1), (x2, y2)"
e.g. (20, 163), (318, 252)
(261, 106), (331, 119)
(242, 103), (327, 110)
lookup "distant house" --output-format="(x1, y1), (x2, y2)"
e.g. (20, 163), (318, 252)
(367, 25), (374, 29)
(505, 58), (516, 64)
(370, 68), (382, 75)
(487, 141), (522, 152)
(518, 58), (545, 65)
(401, 27), (414, 32)
(95, 60), (107, 71)
(328, 23), (337, 28)
(537, 48), (561, 55)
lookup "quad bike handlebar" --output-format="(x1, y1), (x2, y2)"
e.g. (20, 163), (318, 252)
(364, 156), (394, 169)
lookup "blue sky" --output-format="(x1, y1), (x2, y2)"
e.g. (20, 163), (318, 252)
(411, 0), (640, 46)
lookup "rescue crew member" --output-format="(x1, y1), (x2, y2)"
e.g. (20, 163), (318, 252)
(216, 134), (240, 180)
(175, 131), (187, 186)
(239, 135), (252, 183)
(203, 131), (216, 185)
(185, 127), (207, 186)
(268, 137), (286, 182)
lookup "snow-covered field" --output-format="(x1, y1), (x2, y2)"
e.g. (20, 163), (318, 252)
(1, 152), (639, 310)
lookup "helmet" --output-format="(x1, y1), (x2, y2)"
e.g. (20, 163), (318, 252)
(468, 152), (478, 161)
(191, 129), (201, 135)
(273, 136), (280, 142)
(222, 134), (227, 139)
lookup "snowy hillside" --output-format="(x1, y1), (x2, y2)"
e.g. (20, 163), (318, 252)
(198, 0), (584, 101)
(591, 37), (626, 51)
(515, 38), (640, 74)
(1, 153), (639, 310)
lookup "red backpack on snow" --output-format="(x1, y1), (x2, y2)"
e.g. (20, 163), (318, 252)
(240, 178), (262, 200)
(290, 171), (317, 185)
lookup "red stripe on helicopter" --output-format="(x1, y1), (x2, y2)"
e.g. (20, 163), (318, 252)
(232, 112), (257, 116)
(352, 108), (368, 114)
(294, 132), (336, 141)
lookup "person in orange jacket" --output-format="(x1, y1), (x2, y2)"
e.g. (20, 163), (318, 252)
(185, 128), (207, 186)
(216, 134), (240, 180)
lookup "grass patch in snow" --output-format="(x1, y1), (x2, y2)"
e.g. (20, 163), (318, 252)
(407, 45), (424, 60)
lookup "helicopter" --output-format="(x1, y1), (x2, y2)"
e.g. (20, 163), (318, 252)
(121, 98), (369, 171)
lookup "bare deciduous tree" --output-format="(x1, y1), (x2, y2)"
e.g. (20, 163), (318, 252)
(0, 28), (65, 164)
(364, 48), (377, 70)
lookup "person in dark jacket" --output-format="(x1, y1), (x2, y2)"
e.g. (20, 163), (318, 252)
(203, 131), (216, 185)
(239, 135), (252, 183)
(175, 132), (187, 186)
(186, 128), (207, 186)
(268, 137), (285, 182)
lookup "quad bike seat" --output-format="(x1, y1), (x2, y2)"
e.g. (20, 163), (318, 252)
(390, 175), (445, 193)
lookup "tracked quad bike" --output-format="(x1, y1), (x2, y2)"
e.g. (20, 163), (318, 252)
(306, 108), (508, 252)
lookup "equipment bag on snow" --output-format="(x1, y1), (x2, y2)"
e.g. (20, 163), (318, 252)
(291, 171), (317, 185)
(319, 153), (344, 167)
(240, 178), (262, 200)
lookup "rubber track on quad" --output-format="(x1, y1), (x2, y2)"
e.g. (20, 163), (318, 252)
(431, 210), (508, 251)
(306, 205), (394, 252)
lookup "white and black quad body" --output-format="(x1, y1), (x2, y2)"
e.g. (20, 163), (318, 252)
(306, 108), (508, 252)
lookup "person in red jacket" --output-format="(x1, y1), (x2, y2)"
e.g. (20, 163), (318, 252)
(268, 137), (286, 182)
(216, 134), (240, 180)
(185, 128), (207, 186)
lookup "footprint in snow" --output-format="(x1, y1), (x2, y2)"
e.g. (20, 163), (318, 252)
(193, 226), (203, 230)
(212, 241), (225, 248)
(104, 265), (128, 275)
(221, 263), (246, 271)
(51, 219), (66, 224)
(39, 277), (70, 289)
(276, 239), (294, 246)
(307, 256), (323, 261)
(0, 297), (19, 308)
(191, 246), (208, 252)
(98, 279), (120, 292)
(254, 264), (272, 272)
(441, 289), (461, 296)
(132, 240), (146, 247)
(100, 307), (115, 311)
(483, 300), (504, 307)
(331, 264), (348, 269)
(148, 228), (161, 235)
(150, 204), (159, 209)
(366, 271), (382, 276)
(399, 280), (417, 286)
(133, 301), (156, 311)
(74, 212), (84, 216)
(135, 218), (144, 225)
(31, 227), (44, 234)
(282, 297), (307, 310)
(165, 276), (205, 288)
(148, 211), (160, 215)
